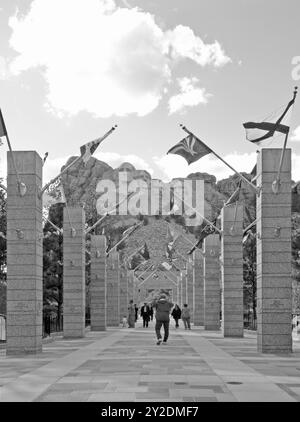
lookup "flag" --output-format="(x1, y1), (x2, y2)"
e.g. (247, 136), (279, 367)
(167, 134), (212, 165)
(138, 242), (150, 260)
(225, 179), (242, 205)
(187, 220), (217, 255)
(80, 136), (106, 165)
(161, 262), (172, 271)
(43, 179), (66, 206)
(0, 109), (7, 138)
(243, 91), (297, 144)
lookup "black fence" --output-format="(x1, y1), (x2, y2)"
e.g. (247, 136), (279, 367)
(43, 314), (91, 337)
(43, 314), (63, 337)
(244, 314), (257, 330)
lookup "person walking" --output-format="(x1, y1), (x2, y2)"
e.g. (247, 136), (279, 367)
(171, 304), (181, 328)
(149, 305), (154, 321)
(181, 304), (191, 330)
(134, 304), (139, 322)
(140, 302), (151, 328)
(127, 300), (135, 328)
(152, 293), (173, 345)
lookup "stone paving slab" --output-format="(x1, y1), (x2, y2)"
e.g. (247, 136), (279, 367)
(0, 322), (300, 402)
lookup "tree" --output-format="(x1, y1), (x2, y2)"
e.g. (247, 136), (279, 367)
(243, 231), (257, 321)
(43, 203), (64, 319)
(0, 185), (6, 315)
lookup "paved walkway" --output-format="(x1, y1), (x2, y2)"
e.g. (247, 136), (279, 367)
(1, 321), (300, 402)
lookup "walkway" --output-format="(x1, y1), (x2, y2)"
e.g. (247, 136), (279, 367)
(1, 321), (300, 402)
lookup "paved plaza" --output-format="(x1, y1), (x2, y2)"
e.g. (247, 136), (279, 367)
(1, 321), (300, 402)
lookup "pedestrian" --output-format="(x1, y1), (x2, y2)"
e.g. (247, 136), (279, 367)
(134, 304), (139, 322)
(140, 302), (151, 328)
(181, 304), (191, 330)
(149, 305), (154, 321)
(171, 304), (181, 328)
(152, 293), (173, 345)
(127, 300), (135, 328)
(122, 315), (127, 328)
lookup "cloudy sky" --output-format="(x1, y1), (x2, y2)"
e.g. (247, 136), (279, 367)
(0, 0), (300, 183)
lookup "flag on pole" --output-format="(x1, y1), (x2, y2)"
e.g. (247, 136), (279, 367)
(167, 134), (212, 164)
(243, 92), (297, 144)
(138, 242), (150, 260)
(43, 179), (66, 206)
(187, 220), (217, 255)
(80, 137), (105, 165)
(161, 261), (172, 271)
(0, 109), (8, 138)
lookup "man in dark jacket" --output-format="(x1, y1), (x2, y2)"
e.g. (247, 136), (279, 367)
(140, 302), (150, 327)
(152, 294), (174, 345)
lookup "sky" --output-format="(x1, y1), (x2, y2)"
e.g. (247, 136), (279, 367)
(0, 0), (300, 184)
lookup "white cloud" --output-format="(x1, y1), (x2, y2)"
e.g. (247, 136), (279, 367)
(96, 151), (154, 174)
(168, 76), (211, 114)
(0, 56), (9, 80)
(291, 126), (300, 142)
(8, 0), (230, 118)
(153, 151), (300, 183)
(166, 25), (231, 67)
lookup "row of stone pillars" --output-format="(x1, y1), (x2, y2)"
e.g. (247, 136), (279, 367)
(178, 205), (243, 337)
(174, 149), (292, 353)
(6, 148), (293, 354)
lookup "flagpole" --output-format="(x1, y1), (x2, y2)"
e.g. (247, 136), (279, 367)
(161, 271), (178, 286)
(86, 191), (134, 234)
(43, 216), (63, 234)
(172, 189), (222, 234)
(40, 125), (117, 197)
(106, 221), (143, 256)
(272, 86), (298, 194)
(135, 261), (154, 279)
(180, 125), (259, 194)
(131, 259), (148, 272)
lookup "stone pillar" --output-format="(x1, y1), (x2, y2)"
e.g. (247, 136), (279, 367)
(63, 206), (85, 338)
(128, 270), (134, 302)
(176, 275), (180, 304)
(90, 235), (106, 331)
(181, 269), (187, 305)
(221, 204), (244, 337)
(204, 234), (221, 330)
(186, 258), (194, 321)
(106, 251), (120, 326)
(193, 249), (204, 326)
(119, 264), (128, 322)
(257, 148), (292, 353)
(6, 151), (43, 354)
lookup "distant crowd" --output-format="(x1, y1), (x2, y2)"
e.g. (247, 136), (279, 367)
(125, 295), (192, 345)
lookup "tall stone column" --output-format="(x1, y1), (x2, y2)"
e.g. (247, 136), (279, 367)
(204, 234), (221, 330)
(127, 270), (134, 302)
(221, 204), (244, 337)
(6, 151), (43, 355)
(90, 235), (106, 331)
(257, 148), (292, 353)
(106, 251), (120, 326)
(63, 206), (86, 338)
(181, 269), (187, 305)
(193, 249), (204, 326)
(186, 258), (194, 321)
(176, 275), (180, 304)
(119, 264), (128, 321)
